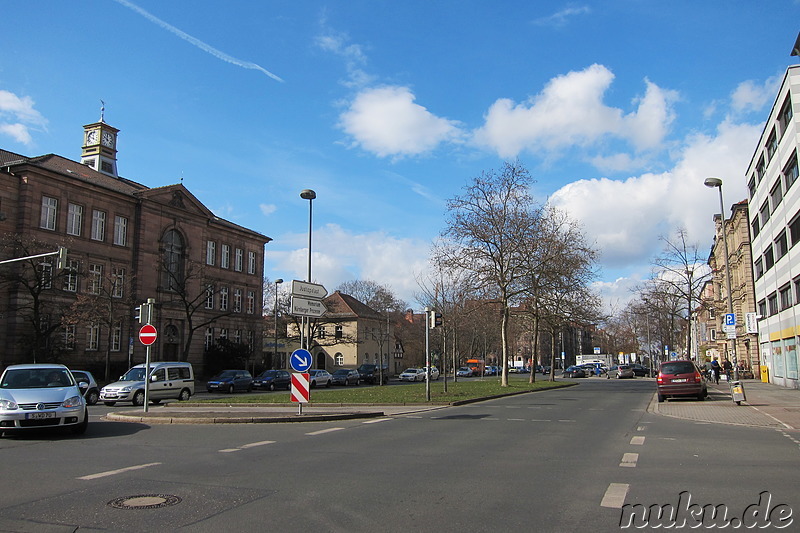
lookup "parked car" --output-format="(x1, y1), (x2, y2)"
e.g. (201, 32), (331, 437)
(101, 362), (194, 406)
(537, 365), (552, 375)
(508, 366), (520, 373)
(356, 364), (389, 384)
(629, 363), (651, 377)
(399, 368), (425, 382)
(207, 370), (253, 393)
(252, 370), (291, 391)
(483, 365), (496, 376)
(423, 366), (440, 380)
(331, 369), (360, 386)
(563, 366), (587, 378)
(578, 363), (603, 376)
(656, 360), (707, 402)
(456, 367), (472, 378)
(613, 365), (635, 379)
(0, 364), (88, 435)
(308, 369), (332, 388)
(71, 370), (100, 405)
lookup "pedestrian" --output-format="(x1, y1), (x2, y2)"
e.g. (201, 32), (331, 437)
(722, 359), (733, 382)
(710, 358), (721, 384)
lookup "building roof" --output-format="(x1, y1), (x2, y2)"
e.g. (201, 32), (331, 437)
(323, 291), (385, 320)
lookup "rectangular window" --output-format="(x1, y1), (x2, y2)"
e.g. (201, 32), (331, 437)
(708, 307), (715, 320)
(785, 154), (798, 190)
(776, 231), (789, 259)
(113, 216), (127, 246)
(40, 196), (57, 230)
(779, 95), (794, 135)
(335, 325), (343, 339)
(88, 263), (103, 294)
(112, 267), (125, 298)
(246, 290), (255, 314)
(748, 176), (756, 198)
(87, 324), (100, 350)
(754, 257), (764, 279)
(205, 285), (214, 309)
(67, 203), (83, 236)
(758, 299), (767, 318)
(220, 287), (229, 311)
(336, 354), (344, 366)
(206, 241), (216, 266)
(770, 180), (783, 209)
(220, 328), (228, 339)
(111, 322), (122, 351)
(91, 210), (106, 241)
(234, 248), (243, 272)
(768, 293), (779, 316)
(318, 326), (326, 339)
(767, 129), (778, 160)
(40, 262), (53, 289)
(205, 327), (214, 350)
(751, 216), (760, 238)
(248, 251), (257, 274)
(764, 246), (775, 271)
(221, 244), (230, 269)
(709, 328), (716, 341)
(63, 259), (79, 292)
(234, 288), (242, 312)
(780, 284), (793, 310)
(760, 200), (770, 226)
(63, 325), (76, 350)
(756, 156), (765, 181)
(795, 278), (800, 307)
(234, 329), (242, 344)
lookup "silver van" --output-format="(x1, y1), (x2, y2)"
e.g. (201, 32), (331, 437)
(100, 362), (194, 406)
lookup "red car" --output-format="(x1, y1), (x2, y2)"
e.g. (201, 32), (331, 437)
(656, 360), (707, 402)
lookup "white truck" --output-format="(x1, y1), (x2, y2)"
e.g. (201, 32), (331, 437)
(576, 354), (616, 368)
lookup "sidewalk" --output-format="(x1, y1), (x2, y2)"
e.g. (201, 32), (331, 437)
(652, 379), (800, 430)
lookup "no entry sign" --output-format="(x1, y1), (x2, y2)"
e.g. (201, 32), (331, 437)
(139, 324), (158, 345)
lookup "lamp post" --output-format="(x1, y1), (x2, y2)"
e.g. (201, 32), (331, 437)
(300, 189), (316, 351)
(274, 278), (283, 369)
(704, 177), (738, 381)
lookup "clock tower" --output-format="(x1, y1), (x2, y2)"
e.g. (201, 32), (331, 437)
(81, 120), (119, 177)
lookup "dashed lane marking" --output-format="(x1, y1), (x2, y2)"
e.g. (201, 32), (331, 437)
(306, 427), (345, 436)
(78, 462), (161, 480)
(620, 452), (639, 467)
(630, 436), (645, 445)
(219, 440), (276, 453)
(362, 418), (392, 424)
(600, 483), (630, 508)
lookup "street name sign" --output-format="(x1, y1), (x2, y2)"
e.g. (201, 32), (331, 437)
(291, 296), (327, 317)
(291, 373), (310, 403)
(291, 280), (328, 300)
(290, 348), (313, 372)
(139, 324), (157, 345)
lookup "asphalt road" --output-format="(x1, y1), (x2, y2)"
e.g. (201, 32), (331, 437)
(0, 379), (797, 532)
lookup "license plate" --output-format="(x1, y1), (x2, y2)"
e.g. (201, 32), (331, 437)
(27, 412), (56, 420)
(672, 378), (688, 383)
(209, 384), (218, 388)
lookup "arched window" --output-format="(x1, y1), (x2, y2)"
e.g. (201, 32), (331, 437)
(162, 229), (184, 291)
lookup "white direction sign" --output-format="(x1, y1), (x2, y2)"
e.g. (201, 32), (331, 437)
(291, 296), (327, 317)
(291, 280), (328, 300)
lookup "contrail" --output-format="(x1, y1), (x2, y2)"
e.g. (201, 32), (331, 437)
(112, 0), (283, 82)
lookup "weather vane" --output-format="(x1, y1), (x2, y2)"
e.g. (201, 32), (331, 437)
(100, 100), (105, 122)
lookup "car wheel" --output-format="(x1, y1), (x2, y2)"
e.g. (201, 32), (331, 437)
(132, 391), (145, 407)
(657, 394), (665, 403)
(103, 401), (116, 407)
(697, 392), (705, 401)
(151, 399), (161, 405)
(326, 380), (331, 388)
(71, 408), (89, 435)
(310, 380), (317, 389)
(269, 383), (275, 391)
(228, 384), (235, 394)
(179, 388), (191, 401)
(86, 390), (99, 406)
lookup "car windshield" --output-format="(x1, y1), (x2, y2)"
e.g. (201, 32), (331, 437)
(258, 371), (277, 378)
(661, 362), (695, 375)
(1, 368), (73, 389)
(121, 368), (147, 381)
(404, 369), (418, 373)
(214, 370), (237, 379)
(333, 370), (350, 375)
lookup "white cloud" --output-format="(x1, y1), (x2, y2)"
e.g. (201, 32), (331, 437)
(730, 75), (781, 114)
(532, 5), (591, 28)
(259, 203), (277, 216)
(472, 64), (678, 160)
(267, 223), (430, 306)
(0, 90), (47, 145)
(339, 86), (463, 157)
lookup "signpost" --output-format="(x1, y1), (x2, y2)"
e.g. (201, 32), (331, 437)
(290, 297), (327, 318)
(290, 349), (312, 373)
(137, 298), (156, 412)
(290, 280), (328, 351)
(138, 324), (157, 345)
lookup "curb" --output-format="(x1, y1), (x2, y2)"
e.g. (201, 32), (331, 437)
(105, 411), (385, 424)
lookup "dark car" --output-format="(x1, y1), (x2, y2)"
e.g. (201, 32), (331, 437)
(629, 363), (651, 377)
(71, 370), (100, 405)
(331, 369), (360, 386)
(656, 360), (707, 402)
(563, 366), (586, 378)
(252, 370), (291, 391)
(206, 370), (253, 393)
(356, 364), (389, 384)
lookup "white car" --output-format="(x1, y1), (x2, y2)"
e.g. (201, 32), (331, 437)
(308, 369), (332, 388)
(423, 367), (440, 380)
(0, 364), (88, 436)
(456, 367), (472, 377)
(399, 368), (425, 382)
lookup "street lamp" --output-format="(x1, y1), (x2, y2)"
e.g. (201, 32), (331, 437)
(300, 189), (316, 351)
(704, 177), (738, 380)
(274, 278), (283, 369)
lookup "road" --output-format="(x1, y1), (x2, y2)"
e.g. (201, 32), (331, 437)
(0, 379), (797, 532)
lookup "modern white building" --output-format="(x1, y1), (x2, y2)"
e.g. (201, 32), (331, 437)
(746, 64), (800, 389)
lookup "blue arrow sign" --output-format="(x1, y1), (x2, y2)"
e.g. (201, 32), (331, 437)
(290, 349), (312, 372)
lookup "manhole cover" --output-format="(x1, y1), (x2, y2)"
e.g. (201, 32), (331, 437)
(108, 494), (182, 510)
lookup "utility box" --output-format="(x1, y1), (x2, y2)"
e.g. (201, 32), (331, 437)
(730, 380), (746, 405)
(760, 365), (770, 383)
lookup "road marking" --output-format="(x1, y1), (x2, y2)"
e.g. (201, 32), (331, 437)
(508, 418), (525, 421)
(362, 418), (392, 424)
(620, 453), (639, 467)
(630, 436), (645, 445)
(306, 427), (345, 436)
(240, 440), (276, 449)
(636, 426), (647, 431)
(600, 483), (630, 508)
(219, 448), (241, 453)
(78, 462), (161, 480)
(558, 419), (576, 422)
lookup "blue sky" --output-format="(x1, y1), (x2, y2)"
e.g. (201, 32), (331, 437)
(2, 1), (799, 311)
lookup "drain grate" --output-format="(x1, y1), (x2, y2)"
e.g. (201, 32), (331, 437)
(108, 494), (182, 510)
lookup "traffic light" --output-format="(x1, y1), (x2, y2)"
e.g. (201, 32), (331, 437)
(430, 311), (443, 328)
(135, 302), (154, 324)
(134, 306), (142, 323)
(56, 246), (68, 269)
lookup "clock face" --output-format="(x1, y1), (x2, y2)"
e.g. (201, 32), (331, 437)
(86, 130), (98, 145)
(101, 131), (114, 147)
